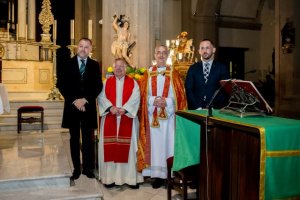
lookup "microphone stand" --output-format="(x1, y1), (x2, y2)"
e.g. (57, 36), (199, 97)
(204, 79), (232, 199)
(206, 79), (232, 117)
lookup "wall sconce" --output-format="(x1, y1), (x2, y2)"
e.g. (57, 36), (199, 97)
(281, 18), (295, 54)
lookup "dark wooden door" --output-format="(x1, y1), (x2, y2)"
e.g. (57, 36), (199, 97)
(218, 47), (249, 80)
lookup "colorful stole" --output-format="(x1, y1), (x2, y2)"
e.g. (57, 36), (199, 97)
(150, 66), (171, 128)
(103, 76), (134, 163)
(136, 68), (188, 172)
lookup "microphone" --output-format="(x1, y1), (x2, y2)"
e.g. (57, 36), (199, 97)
(206, 79), (232, 117)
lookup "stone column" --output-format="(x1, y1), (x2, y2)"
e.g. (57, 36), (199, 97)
(187, 0), (219, 55)
(28, 0), (36, 41)
(102, 0), (155, 71)
(17, 0), (27, 41)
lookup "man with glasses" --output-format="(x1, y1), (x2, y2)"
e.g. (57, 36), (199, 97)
(137, 45), (187, 189)
(97, 58), (143, 189)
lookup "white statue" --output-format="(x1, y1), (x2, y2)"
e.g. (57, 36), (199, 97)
(111, 14), (135, 67)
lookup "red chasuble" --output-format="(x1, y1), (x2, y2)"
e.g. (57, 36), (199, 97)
(103, 76), (134, 163)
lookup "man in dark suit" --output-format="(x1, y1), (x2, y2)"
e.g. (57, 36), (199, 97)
(185, 39), (230, 110)
(57, 38), (103, 180)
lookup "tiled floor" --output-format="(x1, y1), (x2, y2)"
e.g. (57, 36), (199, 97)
(0, 129), (195, 200)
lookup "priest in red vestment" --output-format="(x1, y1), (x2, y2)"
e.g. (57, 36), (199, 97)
(98, 58), (143, 189)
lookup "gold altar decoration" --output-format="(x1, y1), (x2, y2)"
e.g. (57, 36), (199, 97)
(38, 0), (54, 43)
(47, 44), (62, 100)
(67, 45), (78, 58)
(166, 31), (195, 80)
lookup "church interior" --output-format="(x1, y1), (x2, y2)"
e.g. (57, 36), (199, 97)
(0, 0), (299, 199)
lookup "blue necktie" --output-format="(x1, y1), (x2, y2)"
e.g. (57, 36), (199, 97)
(80, 59), (85, 79)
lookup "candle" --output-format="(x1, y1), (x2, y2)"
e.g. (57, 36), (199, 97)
(88, 20), (92, 40)
(7, 23), (9, 40)
(167, 57), (172, 65)
(178, 53), (182, 60)
(152, 60), (157, 66)
(53, 20), (57, 40)
(70, 19), (74, 40)
(25, 24), (27, 41)
(229, 61), (232, 77)
(166, 40), (170, 47)
(170, 49), (174, 56)
(16, 23), (18, 41)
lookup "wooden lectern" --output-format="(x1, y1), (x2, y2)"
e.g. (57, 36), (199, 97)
(174, 110), (300, 200)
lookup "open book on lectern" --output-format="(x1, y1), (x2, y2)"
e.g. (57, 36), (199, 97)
(219, 79), (273, 117)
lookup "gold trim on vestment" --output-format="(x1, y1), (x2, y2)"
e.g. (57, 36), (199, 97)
(151, 116), (160, 128)
(158, 108), (168, 119)
(103, 137), (131, 144)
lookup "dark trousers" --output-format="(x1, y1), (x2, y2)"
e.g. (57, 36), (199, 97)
(69, 124), (95, 171)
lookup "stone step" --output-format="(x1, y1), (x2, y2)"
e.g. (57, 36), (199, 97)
(0, 131), (103, 200)
(8, 91), (54, 101)
(0, 100), (64, 132)
(0, 113), (62, 124)
(9, 100), (65, 110)
(0, 112), (62, 123)
(0, 121), (63, 131)
(0, 175), (70, 191)
(0, 180), (103, 200)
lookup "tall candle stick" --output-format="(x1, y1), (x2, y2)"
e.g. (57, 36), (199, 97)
(166, 40), (170, 48)
(178, 53), (183, 60)
(7, 23), (9, 41)
(229, 61), (232, 78)
(70, 19), (74, 40)
(25, 24), (27, 41)
(53, 20), (57, 40)
(16, 23), (18, 41)
(88, 20), (92, 40)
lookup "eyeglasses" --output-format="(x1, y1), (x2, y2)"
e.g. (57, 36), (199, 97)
(155, 51), (168, 56)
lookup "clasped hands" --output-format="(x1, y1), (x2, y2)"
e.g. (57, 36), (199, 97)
(110, 106), (126, 116)
(153, 96), (167, 108)
(74, 98), (87, 112)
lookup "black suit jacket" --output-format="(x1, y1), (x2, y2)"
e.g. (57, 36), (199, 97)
(185, 60), (230, 110)
(57, 56), (103, 128)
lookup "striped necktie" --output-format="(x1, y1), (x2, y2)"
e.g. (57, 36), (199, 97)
(80, 59), (86, 79)
(203, 62), (210, 83)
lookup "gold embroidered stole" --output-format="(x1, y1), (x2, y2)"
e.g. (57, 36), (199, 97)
(150, 66), (171, 128)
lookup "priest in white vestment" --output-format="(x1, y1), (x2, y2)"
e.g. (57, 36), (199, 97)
(137, 45), (187, 189)
(98, 58), (143, 189)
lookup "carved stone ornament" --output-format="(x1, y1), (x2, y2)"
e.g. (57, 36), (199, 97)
(0, 44), (5, 57)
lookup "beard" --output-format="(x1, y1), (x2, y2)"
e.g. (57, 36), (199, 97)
(201, 53), (214, 61)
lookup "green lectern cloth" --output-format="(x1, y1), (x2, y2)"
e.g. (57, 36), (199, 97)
(173, 114), (200, 171)
(173, 109), (300, 200)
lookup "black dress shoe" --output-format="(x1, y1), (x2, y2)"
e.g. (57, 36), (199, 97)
(152, 178), (165, 189)
(82, 169), (95, 178)
(128, 184), (140, 189)
(104, 183), (116, 188)
(70, 169), (81, 180)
